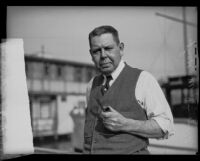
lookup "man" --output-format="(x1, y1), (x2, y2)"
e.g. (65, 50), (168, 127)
(83, 25), (174, 154)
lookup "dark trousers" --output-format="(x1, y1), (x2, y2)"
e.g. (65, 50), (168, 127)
(132, 147), (150, 154)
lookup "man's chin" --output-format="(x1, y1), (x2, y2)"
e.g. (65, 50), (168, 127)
(100, 67), (113, 75)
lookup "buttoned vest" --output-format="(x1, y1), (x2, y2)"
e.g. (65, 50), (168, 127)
(83, 64), (149, 154)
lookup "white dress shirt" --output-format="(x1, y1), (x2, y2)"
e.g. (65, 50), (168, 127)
(86, 60), (174, 139)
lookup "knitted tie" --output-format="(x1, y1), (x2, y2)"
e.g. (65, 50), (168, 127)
(101, 75), (112, 95)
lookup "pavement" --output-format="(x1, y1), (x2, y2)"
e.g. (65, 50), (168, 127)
(148, 118), (198, 154)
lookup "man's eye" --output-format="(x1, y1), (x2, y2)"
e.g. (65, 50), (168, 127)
(92, 49), (100, 55)
(105, 47), (112, 51)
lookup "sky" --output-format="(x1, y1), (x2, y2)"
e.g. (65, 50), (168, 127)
(7, 6), (197, 80)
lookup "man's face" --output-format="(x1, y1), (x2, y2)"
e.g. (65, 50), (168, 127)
(90, 33), (124, 75)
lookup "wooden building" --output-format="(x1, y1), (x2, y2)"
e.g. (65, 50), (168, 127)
(24, 54), (97, 139)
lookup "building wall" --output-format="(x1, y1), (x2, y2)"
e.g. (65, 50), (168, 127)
(25, 56), (97, 137)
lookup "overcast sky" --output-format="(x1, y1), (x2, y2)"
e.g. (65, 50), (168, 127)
(7, 6), (197, 80)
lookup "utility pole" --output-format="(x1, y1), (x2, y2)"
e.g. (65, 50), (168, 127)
(183, 7), (189, 75)
(155, 7), (197, 76)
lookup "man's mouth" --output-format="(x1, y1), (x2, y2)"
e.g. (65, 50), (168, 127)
(100, 62), (111, 68)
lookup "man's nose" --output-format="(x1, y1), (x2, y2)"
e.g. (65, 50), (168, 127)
(100, 48), (107, 58)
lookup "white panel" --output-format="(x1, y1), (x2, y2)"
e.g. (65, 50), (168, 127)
(1, 39), (34, 154)
(57, 95), (74, 134)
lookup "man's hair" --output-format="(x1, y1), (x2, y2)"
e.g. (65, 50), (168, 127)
(88, 25), (120, 47)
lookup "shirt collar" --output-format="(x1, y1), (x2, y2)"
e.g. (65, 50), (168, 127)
(102, 60), (125, 82)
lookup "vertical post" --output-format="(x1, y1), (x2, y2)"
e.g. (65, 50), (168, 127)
(54, 96), (58, 141)
(183, 7), (189, 76)
(0, 41), (2, 158)
(183, 7), (190, 106)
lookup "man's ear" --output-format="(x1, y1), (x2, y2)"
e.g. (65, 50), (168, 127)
(119, 42), (124, 56)
(119, 42), (124, 50)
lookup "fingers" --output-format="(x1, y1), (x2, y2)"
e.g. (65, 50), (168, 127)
(101, 110), (111, 119)
(103, 121), (114, 130)
(102, 119), (120, 132)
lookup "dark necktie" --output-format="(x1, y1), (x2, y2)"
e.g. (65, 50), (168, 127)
(101, 75), (112, 95)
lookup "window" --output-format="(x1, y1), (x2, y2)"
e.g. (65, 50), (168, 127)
(57, 65), (63, 78)
(32, 101), (40, 119)
(31, 96), (56, 119)
(44, 63), (50, 76)
(74, 67), (82, 82)
(40, 102), (51, 118)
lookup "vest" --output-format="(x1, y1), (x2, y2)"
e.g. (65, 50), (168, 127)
(83, 64), (149, 154)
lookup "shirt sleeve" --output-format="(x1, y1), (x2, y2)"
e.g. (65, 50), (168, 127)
(135, 71), (175, 139)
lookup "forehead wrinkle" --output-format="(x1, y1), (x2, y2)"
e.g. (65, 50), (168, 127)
(92, 42), (112, 49)
(91, 35), (116, 49)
